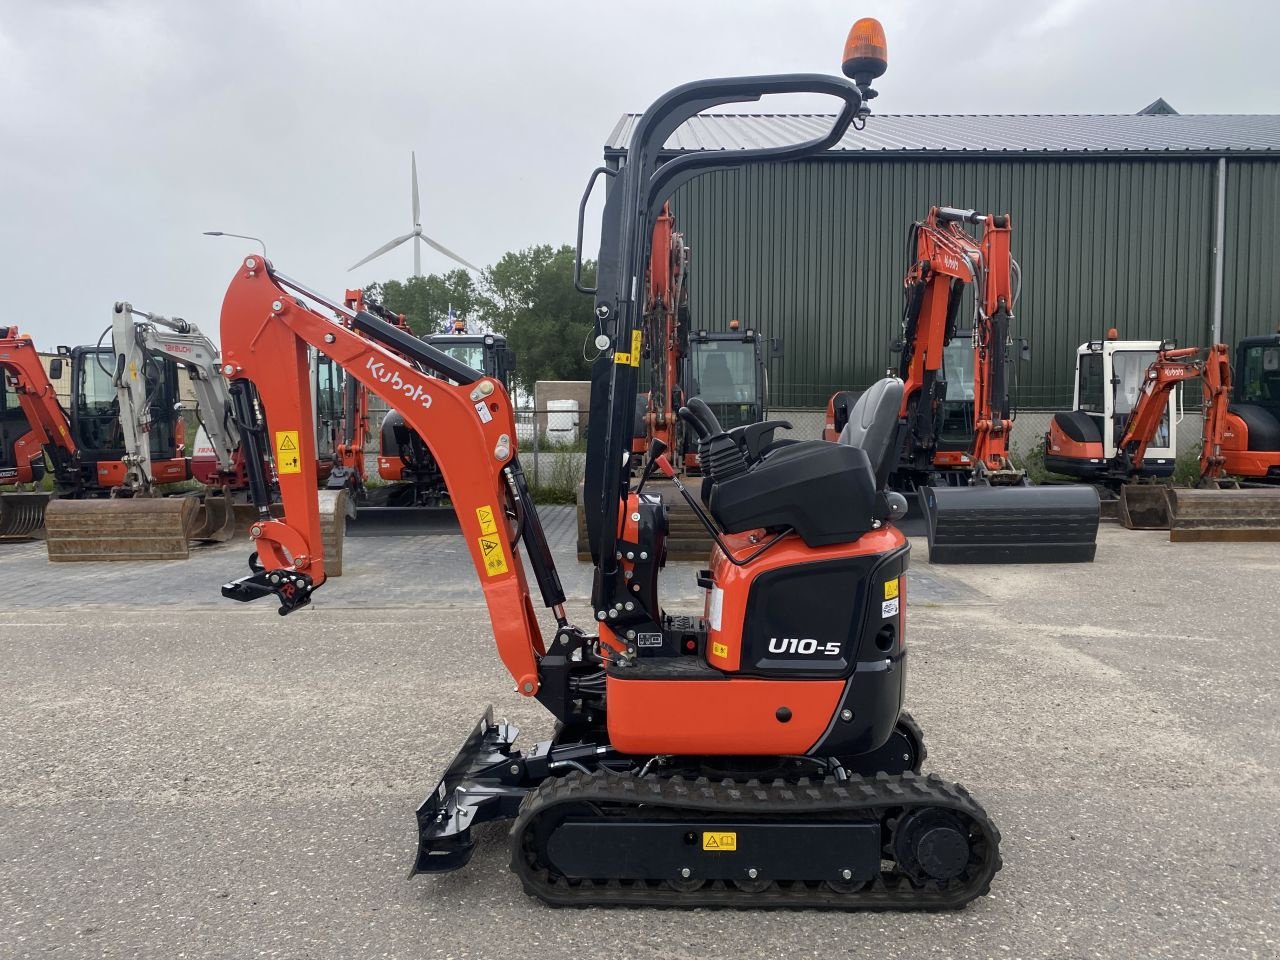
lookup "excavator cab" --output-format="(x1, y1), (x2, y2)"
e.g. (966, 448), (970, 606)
(680, 329), (775, 472)
(1230, 335), (1280, 476)
(66, 345), (184, 489)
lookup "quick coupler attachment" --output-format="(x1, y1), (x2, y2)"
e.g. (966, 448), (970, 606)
(221, 568), (316, 615)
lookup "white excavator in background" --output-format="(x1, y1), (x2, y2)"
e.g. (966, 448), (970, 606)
(43, 302), (243, 560)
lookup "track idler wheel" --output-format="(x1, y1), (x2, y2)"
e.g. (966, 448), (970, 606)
(893, 808), (973, 883)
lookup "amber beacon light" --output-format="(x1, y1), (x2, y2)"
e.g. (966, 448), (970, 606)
(843, 17), (888, 104)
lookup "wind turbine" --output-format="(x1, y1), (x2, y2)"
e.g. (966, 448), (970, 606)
(348, 152), (481, 277)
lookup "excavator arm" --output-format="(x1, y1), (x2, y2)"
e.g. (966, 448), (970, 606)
(112, 302), (242, 490)
(897, 207), (981, 469)
(1113, 345), (1202, 473)
(1198, 343), (1232, 483)
(219, 256), (564, 696)
(0, 327), (77, 482)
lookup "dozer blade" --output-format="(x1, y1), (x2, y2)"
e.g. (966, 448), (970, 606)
(1166, 487), (1280, 542)
(1117, 484), (1172, 530)
(45, 497), (196, 562)
(0, 492), (51, 540)
(186, 489), (237, 543)
(920, 484), (1099, 564)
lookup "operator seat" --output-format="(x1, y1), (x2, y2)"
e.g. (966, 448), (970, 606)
(708, 377), (906, 547)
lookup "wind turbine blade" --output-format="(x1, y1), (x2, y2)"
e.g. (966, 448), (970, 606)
(411, 151), (420, 226)
(347, 232), (415, 271)
(419, 234), (482, 272)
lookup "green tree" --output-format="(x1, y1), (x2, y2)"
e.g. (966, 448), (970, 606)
(367, 270), (477, 335)
(477, 244), (596, 394)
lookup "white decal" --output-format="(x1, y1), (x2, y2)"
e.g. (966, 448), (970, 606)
(767, 637), (842, 656)
(366, 357), (432, 408)
(635, 632), (663, 648)
(708, 586), (723, 631)
(475, 401), (493, 423)
(882, 597), (900, 619)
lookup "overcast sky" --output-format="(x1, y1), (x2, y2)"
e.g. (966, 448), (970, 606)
(2, 0), (1277, 344)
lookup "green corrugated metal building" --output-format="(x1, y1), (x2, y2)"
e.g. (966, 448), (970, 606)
(605, 108), (1280, 408)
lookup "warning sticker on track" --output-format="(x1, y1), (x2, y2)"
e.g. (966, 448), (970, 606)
(702, 831), (737, 852)
(475, 505), (498, 535)
(275, 430), (301, 474)
(884, 578), (899, 601)
(478, 534), (508, 576)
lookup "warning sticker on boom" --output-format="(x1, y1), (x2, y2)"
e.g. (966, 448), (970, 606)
(275, 431), (301, 474)
(477, 534), (508, 576)
(476, 505), (498, 535)
(702, 831), (737, 851)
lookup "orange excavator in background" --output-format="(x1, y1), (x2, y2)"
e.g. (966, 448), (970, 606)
(0, 327), (78, 537)
(216, 27), (1003, 911)
(637, 203), (784, 476)
(850, 206), (1098, 562)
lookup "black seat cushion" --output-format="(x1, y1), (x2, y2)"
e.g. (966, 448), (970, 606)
(709, 440), (878, 547)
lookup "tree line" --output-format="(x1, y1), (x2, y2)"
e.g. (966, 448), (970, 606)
(366, 244), (598, 395)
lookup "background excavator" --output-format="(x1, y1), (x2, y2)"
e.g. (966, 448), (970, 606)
(215, 21), (1002, 912)
(637, 207), (782, 476)
(855, 206), (1098, 563)
(1046, 334), (1280, 538)
(42, 303), (242, 560)
(357, 296), (516, 531)
(0, 328), (77, 538)
(599, 204), (784, 561)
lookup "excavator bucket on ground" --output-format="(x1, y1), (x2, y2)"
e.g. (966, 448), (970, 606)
(1165, 487), (1280, 542)
(920, 484), (1100, 563)
(45, 496), (198, 561)
(1117, 484), (1173, 530)
(0, 493), (51, 540)
(187, 487), (236, 543)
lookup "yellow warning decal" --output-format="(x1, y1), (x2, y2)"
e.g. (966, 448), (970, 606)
(613, 349), (630, 365)
(275, 430), (301, 475)
(702, 831), (737, 852)
(629, 329), (642, 367)
(477, 534), (508, 576)
(711, 641), (729, 659)
(476, 504), (497, 535)
(884, 578), (899, 601)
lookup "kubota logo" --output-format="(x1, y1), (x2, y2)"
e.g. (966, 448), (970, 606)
(366, 357), (432, 408)
(768, 637), (841, 656)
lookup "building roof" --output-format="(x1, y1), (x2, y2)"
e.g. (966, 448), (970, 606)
(604, 112), (1280, 158)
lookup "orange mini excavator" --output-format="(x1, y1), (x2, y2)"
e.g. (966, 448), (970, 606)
(852, 206), (1098, 562)
(0, 327), (77, 536)
(218, 21), (1001, 910)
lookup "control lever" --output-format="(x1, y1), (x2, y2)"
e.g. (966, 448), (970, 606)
(634, 438), (669, 496)
(733, 419), (794, 462)
(684, 397), (724, 437)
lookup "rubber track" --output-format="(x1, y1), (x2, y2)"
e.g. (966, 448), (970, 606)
(510, 769), (1001, 910)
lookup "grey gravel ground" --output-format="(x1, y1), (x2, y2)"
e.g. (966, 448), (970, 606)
(0, 523), (1276, 959)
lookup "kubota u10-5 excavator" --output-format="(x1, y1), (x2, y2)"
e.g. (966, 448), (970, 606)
(217, 20), (1001, 910)
(876, 206), (1098, 562)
